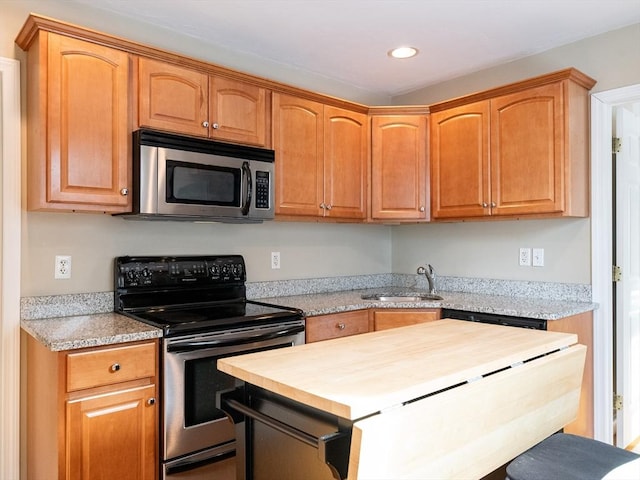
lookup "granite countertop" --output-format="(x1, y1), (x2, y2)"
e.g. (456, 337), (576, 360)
(21, 312), (162, 352)
(256, 287), (597, 320)
(20, 279), (596, 352)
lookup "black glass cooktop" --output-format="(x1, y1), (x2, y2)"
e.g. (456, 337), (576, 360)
(129, 300), (302, 336)
(114, 255), (303, 337)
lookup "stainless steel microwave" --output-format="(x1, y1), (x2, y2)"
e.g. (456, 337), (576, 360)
(119, 129), (275, 223)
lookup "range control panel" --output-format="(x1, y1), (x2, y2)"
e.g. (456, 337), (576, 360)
(115, 255), (246, 288)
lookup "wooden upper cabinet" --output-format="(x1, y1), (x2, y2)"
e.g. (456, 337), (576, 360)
(370, 114), (428, 221)
(25, 32), (132, 213)
(273, 93), (367, 219)
(430, 101), (490, 219)
(273, 93), (324, 217)
(490, 83), (564, 216)
(323, 106), (368, 219)
(209, 76), (268, 146)
(138, 57), (269, 147)
(430, 69), (595, 220)
(138, 57), (208, 137)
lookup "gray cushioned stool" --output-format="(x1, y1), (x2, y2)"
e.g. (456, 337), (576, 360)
(506, 433), (639, 480)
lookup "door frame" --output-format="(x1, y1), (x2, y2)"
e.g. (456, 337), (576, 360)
(591, 84), (640, 443)
(0, 56), (21, 479)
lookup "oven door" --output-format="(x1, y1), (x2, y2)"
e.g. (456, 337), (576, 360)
(162, 320), (305, 462)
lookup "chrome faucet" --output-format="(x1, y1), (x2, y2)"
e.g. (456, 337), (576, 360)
(417, 264), (437, 294)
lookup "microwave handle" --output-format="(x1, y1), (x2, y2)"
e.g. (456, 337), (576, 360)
(242, 161), (252, 216)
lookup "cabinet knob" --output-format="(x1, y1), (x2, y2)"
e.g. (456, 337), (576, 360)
(482, 202), (488, 208)
(419, 205), (425, 212)
(490, 202), (497, 208)
(110, 363), (121, 372)
(337, 323), (346, 330)
(147, 398), (156, 406)
(212, 123), (219, 129)
(325, 204), (332, 210)
(202, 121), (209, 128)
(120, 188), (129, 196)
(319, 203), (326, 209)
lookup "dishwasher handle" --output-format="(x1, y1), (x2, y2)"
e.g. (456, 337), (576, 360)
(221, 394), (351, 480)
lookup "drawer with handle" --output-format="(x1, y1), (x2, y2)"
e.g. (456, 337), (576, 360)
(66, 342), (157, 392)
(306, 310), (370, 343)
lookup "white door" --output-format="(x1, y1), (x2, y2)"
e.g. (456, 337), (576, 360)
(615, 102), (640, 448)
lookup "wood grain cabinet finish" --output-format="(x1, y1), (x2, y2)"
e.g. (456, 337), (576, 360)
(25, 336), (159, 480)
(22, 32), (132, 213)
(373, 308), (441, 331)
(430, 69), (596, 220)
(305, 310), (371, 343)
(370, 114), (429, 221)
(548, 311), (594, 438)
(273, 93), (368, 219)
(138, 57), (269, 147)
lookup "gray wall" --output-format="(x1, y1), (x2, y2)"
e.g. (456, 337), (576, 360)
(4, 1), (639, 296)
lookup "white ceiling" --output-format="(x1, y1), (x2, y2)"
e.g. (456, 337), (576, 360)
(70, 0), (640, 96)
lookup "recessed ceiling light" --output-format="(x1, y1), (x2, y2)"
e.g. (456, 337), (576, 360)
(388, 46), (419, 59)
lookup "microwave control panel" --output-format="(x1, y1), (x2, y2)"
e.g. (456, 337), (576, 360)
(255, 171), (270, 209)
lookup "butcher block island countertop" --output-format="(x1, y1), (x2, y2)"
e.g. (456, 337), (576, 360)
(218, 319), (586, 480)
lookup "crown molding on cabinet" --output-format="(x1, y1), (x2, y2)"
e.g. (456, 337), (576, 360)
(15, 13), (370, 114)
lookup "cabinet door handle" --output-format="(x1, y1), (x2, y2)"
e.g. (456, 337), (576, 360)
(147, 398), (156, 406)
(319, 203), (326, 209)
(120, 188), (129, 196)
(212, 123), (219, 129)
(482, 202), (488, 208)
(419, 205), (425, 212)
(337, 323), (346, 330)
(202, 121), (209, 128)
(490, 202), (496, 208)
(325, 204), (332, 210)
(110, 363), (121, 372)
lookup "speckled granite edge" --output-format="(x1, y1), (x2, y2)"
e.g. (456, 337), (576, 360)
(245, 273), (413, 299)
(21, 292), (114, 320)
(246, 274), (592, 303)
(21, 313), (162, 351)
(21, 275), (591, 320)
(413, 275), (592, 303)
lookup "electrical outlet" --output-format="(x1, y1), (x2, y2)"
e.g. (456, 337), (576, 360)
(519, 248), (531, 267)
(532, 248), (545, 267)
(271, 252), (281, 269)
(55, 255), (72, 279)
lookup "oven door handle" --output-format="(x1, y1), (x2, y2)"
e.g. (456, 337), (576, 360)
(165, 449), (235, 475)
(167, 325), (305, 353)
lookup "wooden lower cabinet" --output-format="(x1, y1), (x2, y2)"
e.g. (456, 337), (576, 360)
(548, 311), (594, 438)
(25, 335), (159, 480)
(305, 310), (371, 343)
(372, 308), (441, 331)
(66, 385), (157, 479)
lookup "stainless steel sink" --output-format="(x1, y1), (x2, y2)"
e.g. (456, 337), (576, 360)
(361, 293), (443, 302)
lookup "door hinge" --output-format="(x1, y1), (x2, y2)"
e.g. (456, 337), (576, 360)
(614, 393), (623, 411)
(613, 265), (622, 282)
(613, 137), (622, 154)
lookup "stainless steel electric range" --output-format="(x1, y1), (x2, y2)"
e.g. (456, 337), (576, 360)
(114, 255), (305, 480)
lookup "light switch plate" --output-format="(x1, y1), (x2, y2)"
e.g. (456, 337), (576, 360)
(532, 248), (545, 267)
